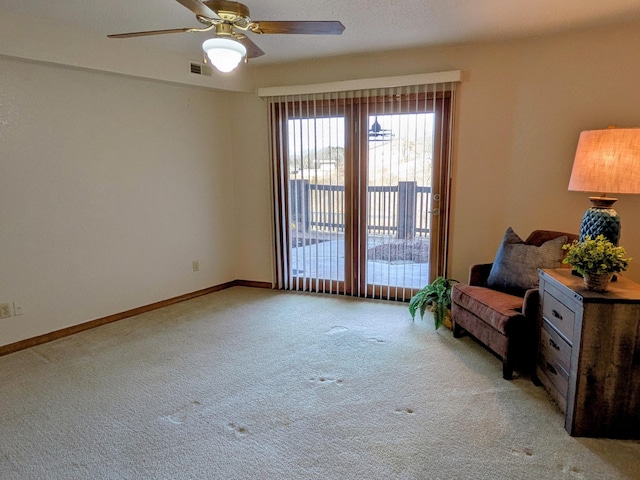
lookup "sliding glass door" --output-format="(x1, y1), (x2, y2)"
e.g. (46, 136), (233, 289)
(270, 86), (454, 299)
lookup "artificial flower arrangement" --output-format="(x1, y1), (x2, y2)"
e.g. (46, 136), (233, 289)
(562, 235), (632, 291)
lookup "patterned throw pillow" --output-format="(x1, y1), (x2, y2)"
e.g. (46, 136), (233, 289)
(487, 227), (567, 294)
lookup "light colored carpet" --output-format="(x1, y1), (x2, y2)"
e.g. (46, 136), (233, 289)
(1, 286), (639, 480)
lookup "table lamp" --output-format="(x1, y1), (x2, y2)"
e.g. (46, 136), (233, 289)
(568, 127), (640, 244)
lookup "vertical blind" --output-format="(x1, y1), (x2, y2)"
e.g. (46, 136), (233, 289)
(262, 73), (460, 298)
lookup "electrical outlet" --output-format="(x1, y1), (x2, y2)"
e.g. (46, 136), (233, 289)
(192, 260), (200, 272)
(0, 303), (11, 319)
(13, 302), (24, 316)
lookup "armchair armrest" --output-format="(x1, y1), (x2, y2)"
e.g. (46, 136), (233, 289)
(469, 263), (493, 287)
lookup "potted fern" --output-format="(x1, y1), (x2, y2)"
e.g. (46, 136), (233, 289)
(409, 277), (459, 330)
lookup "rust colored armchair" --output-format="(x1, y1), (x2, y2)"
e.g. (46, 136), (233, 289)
(451, 229), (578, 380)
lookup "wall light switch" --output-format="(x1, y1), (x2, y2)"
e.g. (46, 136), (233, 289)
(192, 260), (200, 272)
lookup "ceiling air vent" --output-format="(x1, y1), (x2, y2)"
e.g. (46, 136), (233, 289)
(189, 61), (212, 77)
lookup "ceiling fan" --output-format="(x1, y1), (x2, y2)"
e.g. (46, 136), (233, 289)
(108, 0), (345, 72)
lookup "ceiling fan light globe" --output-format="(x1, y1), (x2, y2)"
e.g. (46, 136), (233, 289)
(202, 38), (247, 73)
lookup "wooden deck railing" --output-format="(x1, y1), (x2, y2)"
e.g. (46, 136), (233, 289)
(290, 180), (431, 239)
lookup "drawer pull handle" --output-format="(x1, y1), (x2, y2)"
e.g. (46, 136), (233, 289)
(546, 362), (558, 376)
(552, 309), (563, 320)
(549, 338), (561, 351)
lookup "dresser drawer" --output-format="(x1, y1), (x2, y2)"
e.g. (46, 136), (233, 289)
(540, 320), (571, 374)
(541, 289), (575, 343)
(537, 348), (569, 403)
(536, 366), (568, 414)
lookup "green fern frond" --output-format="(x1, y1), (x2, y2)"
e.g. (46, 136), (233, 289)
(408, 277), (459, 330)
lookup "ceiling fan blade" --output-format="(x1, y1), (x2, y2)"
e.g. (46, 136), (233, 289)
(108, 28), (195, 38)
(236, 36), (265, 58)
(175, 0), (220, 19)
(252, 21), (345, 35)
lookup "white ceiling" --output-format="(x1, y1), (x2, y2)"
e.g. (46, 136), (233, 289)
(3, 0), (640, 66)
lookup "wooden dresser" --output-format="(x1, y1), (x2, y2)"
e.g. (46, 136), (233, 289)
(536, 268), (640, 438)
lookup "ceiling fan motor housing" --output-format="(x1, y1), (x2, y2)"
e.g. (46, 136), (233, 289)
(215, 23), (234, 36)
(205, 0), (251, 24)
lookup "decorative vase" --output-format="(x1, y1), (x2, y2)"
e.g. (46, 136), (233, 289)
(583, 273), (613, 292)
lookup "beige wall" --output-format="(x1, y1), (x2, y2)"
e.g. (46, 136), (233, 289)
(229, 93), (273, 282)
(241, 20), (640, 285)
(0, 57), (238, 346)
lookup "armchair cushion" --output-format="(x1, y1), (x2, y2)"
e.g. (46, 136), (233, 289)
(451, 285), (524, 335)
(486, 227), (567, 294)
